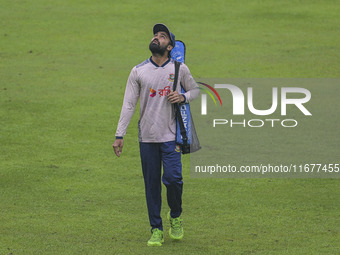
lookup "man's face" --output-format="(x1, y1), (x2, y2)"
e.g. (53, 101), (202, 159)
(149, 31), (173, 56)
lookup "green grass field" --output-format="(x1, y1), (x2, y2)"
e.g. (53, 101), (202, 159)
(1, 0), (339, 254)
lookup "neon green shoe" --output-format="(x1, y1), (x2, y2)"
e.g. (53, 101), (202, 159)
(147, 228), (164, 247)
(167, 212), (184, 240)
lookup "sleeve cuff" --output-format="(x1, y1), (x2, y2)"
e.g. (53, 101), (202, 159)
(181, 94), (187, 103)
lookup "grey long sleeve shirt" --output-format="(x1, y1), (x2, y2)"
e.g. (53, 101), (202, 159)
(115, 57), (199, 143)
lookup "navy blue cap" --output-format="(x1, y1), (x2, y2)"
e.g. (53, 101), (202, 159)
(153, 23), (175, 48)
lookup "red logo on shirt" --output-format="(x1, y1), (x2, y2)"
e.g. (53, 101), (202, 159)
(158, 86), (171, 97)
(149, 88), (156, 97)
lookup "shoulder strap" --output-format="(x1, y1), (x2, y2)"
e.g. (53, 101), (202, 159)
(173, 61), (180, 91)
(173, 61), (188, 147)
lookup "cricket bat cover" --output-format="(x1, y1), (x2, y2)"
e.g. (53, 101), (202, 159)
(170, 41), (192, 145)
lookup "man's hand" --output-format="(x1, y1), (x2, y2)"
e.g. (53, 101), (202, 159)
(167, 90), (185, 104)
(113, 139), (124, 157)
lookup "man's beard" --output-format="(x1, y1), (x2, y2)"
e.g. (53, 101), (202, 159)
(149, 40), (168, 56)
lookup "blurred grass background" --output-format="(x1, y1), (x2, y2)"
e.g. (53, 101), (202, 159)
(0, 0), (339, 254)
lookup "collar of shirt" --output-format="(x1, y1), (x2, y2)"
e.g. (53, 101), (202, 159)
(149, 57), (171, 68)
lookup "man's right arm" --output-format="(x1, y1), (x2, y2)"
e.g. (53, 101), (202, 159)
(113, 67), (140, 157)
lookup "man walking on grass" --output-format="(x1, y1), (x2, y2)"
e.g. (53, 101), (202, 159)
(113, 23), (199, 246)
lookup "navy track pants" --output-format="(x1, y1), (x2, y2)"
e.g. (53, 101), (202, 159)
(139, 141), (183, 231)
